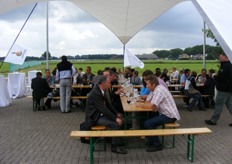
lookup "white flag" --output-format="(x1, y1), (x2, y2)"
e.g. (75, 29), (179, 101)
(124, 48), (144, 69)
(4, 44), (28, 65)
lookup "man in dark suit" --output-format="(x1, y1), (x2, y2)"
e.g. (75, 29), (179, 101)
(31, 72), (51, 110)
(85, 75), (127, 154)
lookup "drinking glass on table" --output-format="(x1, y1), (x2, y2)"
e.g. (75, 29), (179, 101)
(127, 96), (132, 104)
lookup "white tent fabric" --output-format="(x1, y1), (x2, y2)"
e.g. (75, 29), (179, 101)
(124, 48), (144, 69)
(0, 0), (232, 60)
(192, 0), (232, 62)
(0, 0), (184, 45)
(71, 0), (184, 44)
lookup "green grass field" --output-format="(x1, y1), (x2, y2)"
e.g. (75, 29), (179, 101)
(0, 60), (220, 76)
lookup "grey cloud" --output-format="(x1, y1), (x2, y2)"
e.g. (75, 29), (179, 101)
(48, 1), (98, 24)
(142, 2), (203, 34)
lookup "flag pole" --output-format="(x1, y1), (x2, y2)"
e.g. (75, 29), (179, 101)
(203, 21), (206, 69)
(46, 0), (49, 69)
(0, 3), (38, 70)
(123, 44), (125, 71)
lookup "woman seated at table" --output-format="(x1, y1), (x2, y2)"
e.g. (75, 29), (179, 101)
(131, 70), (142, 85)
(43, 69), (55, 109)
(140, 70), (153, 100)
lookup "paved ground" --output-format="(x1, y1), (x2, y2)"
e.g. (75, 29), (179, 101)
(0, 97), (232, 164)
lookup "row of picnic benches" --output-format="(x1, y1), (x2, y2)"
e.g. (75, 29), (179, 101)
(27, 94), (211, 111)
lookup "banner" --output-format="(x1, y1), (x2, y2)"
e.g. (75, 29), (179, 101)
(124, 48), (144, 69)
(4, 44), (27, 65)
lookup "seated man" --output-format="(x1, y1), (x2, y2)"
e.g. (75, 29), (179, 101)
(81, 66), (95, 107)
(31, 72), (51, 110)
(136, 75), (180, 152)
(85, 75), (127, 154)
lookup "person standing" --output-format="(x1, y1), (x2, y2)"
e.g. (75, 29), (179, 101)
(135, 75), (180, 152)
(205, 52), (232, 126)
(56, 55), (76, 113)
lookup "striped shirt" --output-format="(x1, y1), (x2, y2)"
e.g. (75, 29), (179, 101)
(147, 84), (180, 120)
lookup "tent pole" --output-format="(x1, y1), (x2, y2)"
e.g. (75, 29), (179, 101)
(46, 0), (49, 69)
(203, 21), (206, 69)
(123, 44), (125, 71)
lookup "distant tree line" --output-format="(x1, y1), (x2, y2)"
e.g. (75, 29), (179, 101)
(153, 44), (223, 60)
(0, 44), (223, 62)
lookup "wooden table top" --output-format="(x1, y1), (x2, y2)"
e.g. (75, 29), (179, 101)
(50, 84), (92, 89)
(120, 96), (153, 112)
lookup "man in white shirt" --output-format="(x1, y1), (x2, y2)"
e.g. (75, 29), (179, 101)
(136, 75), (180, 152)
(170, 66), (179, 83)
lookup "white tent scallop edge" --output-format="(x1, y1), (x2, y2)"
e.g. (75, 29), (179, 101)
(0, 0), (232, 61)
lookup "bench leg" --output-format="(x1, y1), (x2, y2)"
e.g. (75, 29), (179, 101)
(90, 137), (94, 164)
(92, 138), (106, 151)
(172, 135), (176, 148)
(187, 134), (195, 162)
(161, 126), (176, 148)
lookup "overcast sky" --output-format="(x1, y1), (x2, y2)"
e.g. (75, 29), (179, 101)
(0, 1), (215, 57)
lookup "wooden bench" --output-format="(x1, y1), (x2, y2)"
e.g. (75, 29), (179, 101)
(52, 96), (87, 100)
(70, 127), (212, 164)
(170, 90), (182, 94)
(27, 96), (87, 111)
(172, 94), (211, 98)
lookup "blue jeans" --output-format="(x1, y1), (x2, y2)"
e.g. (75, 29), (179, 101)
(211, 91), (232, 123)
(144, 114), (176, 147)
(184, 90), (204, 108)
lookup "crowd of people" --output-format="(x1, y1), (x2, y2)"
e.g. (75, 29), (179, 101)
(31, 52), (232, 154)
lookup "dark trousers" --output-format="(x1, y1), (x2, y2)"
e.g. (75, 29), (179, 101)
(96, 116), (123, 146)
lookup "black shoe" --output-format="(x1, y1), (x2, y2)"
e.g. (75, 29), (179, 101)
(199, 107), (207, 111)
(111, 146), (127, 154)
(205, 120), (217, 125)
(187, 106), (192, 112)
(229, 123), (232, 127)
(42, 106), (46, 111)
(66, 111), (72, 113)
(45, 105), (51, 109)
(36, 106), (41, 111)
(146, 145), (163, 152)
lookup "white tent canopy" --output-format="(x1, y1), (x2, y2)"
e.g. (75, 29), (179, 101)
(192, 0), (232, 62)
(0, 0), (232, 61)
